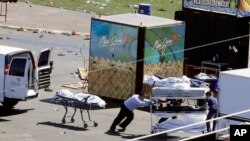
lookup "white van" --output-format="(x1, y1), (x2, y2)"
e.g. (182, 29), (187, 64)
(0, 45), (51, 108)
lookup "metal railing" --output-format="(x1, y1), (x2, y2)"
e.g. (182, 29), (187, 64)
(184, 64), (220, 78)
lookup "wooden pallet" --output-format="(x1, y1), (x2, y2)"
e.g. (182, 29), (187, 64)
(77, 67), (88, 80)
(62, 82), (84, 89)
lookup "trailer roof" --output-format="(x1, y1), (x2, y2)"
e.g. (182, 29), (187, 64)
(97, 13), (183, 27)
(0, 45), (27, 55)
(221, 68), (250, 78)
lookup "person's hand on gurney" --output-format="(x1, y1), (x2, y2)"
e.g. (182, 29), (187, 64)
(147, 101), (155, 106)
(148, 99), (161, 110)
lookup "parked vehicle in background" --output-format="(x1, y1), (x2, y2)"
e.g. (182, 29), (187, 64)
(0, 45), (51, 108)
(216, 68), (250, 140)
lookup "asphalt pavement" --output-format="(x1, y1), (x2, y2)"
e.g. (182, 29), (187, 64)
(0, 2), (166, 141)
(0, 2), (200, 141)
(0, 1), (95, 36)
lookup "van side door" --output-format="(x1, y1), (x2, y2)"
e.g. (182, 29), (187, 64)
(36, 48), (52, 89)
(5, 57), (29, 100)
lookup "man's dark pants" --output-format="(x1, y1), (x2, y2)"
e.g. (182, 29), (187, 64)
(206, 109), (217, 132)
(110, 104), (134, 131)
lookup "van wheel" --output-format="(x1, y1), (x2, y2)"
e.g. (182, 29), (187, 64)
(1, 99), (19, 108)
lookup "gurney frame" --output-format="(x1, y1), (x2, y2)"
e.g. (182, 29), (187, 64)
(53, 93), (98, 128)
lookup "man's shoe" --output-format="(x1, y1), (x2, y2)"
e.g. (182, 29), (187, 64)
(118, 126), (126, 132)
(117, 128), (126, 132)
(105, 130), (119, 135)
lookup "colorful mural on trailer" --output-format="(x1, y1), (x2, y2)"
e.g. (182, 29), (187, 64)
(184, 0), (250, 18)
(238, 0), (250, 17)
(144, 24), (185, 64)
(90, 19), (138, 62)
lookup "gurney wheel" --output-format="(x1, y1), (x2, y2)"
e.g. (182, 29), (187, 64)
(94, 122), (98, 127)
(83, 123), (88, 128)
(71, 118), (75, 123)
(62, 119), (66, 124)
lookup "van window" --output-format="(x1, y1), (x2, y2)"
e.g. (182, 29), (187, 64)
(9, 58), (27, 77)
(38, 50), (50, 67)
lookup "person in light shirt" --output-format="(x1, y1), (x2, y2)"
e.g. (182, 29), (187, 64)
(107, 92), (153, 134)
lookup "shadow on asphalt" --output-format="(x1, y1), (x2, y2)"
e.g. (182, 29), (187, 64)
(0, 106), (34, 117)
(121, 134), (216, 141)
(120, 133), (167, 141)
(0, 118), (10, 122)
(104, 131), (168, 141)
(37, 121), (88, 131)
(104, 131), (151, 139)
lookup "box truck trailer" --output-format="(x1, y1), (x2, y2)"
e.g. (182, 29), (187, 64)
(0, 45), (51, 108)
(216, 68), (250, 140)
(88, 13), (185, 100)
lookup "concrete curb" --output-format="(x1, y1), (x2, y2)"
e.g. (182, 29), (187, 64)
(0, 24), (90, 39)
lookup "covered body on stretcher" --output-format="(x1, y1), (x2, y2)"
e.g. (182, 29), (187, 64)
(52, 89), (106, 128)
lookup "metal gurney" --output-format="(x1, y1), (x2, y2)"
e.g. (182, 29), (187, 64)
(52, 89), (106, 128)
